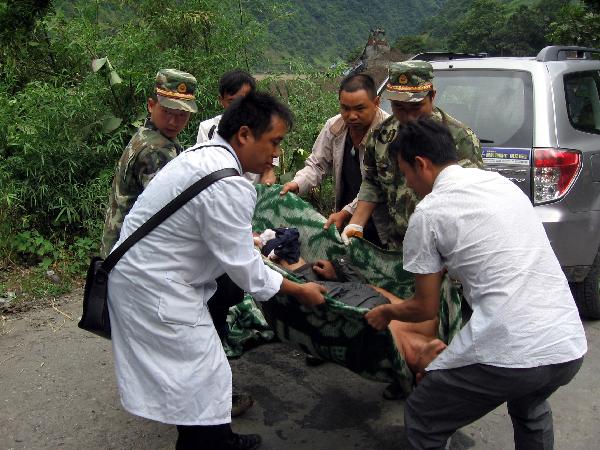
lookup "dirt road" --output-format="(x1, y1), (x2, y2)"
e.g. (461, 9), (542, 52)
(2, 290), (599, 450)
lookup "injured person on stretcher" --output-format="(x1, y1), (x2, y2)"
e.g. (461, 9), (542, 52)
(275, 255), (447, 383)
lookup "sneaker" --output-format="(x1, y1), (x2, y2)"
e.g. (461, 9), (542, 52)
(382, 381), (407, 400)
(305, 354), (326, 367)
(222, 432), (262, 450)
(231, 391), (254, 417)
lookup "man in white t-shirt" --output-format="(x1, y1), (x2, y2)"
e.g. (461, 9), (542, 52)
(197, 70), (277, 185)
(365, 118), (587, 449)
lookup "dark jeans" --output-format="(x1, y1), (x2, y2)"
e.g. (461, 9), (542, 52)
(207, 274), (244, 340)
(176, 423), (232, 450)
(404, 358), (584, 450)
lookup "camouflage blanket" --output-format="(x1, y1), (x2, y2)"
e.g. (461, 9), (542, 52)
(224, 185), (463, 394)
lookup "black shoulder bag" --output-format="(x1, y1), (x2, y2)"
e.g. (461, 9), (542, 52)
(79, 163), (239, 339)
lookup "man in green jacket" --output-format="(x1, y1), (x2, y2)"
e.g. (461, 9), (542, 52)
(343, 61), (483, 249)
(100, 69), (196, 258)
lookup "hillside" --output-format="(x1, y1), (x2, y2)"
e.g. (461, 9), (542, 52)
(247, 0), (538, 67)
(247, 0), (445, 66)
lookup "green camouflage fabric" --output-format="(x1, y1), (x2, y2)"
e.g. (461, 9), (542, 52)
(100, 119), (183, 257)
(358, 107), (483, 249)
(384, 61), (434, 102)
(222, 294), (275, 358)
(155, 68), (198, 113)
(224, 184), (463, 393)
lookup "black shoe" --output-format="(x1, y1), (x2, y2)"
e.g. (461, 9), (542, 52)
(222, 432), (262, 450)
(231, 390), (254, 417)
(305, 354), (326, 367)
(382, 382), (407, 400)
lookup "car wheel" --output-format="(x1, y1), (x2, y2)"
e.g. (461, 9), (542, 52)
(570, 250), (600, 320)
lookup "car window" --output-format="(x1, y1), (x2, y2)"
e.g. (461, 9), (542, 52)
(380, 70), (534, 148)
(433, 70), (534, 148)
(564, 70), (600, 135)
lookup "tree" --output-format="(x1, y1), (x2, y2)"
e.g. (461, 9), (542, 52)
(394, 35), (429, 54)
(447, 0), (509, 55)
(547, 2), (600, 48)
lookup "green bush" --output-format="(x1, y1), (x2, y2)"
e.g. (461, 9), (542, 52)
(0, 0), (342, 280)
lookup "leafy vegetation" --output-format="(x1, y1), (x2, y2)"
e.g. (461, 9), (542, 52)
(0, 0), (339, 302)
(246, 0), (446, 67)
(0, 0), (597, 304)
(393, 0), (599, 56)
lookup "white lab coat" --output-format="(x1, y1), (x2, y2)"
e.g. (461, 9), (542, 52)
(107, 136), (283, 425)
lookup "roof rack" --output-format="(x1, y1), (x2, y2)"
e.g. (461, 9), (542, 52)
(537, 46), (600, 62)
(410, 52), (487, 62)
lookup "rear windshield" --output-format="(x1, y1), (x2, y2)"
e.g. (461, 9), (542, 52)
(564, 70), (600, 135)
(381, 70), (534, 148)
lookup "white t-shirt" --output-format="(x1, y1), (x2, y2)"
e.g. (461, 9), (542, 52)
(196, 114), (279, 185)
(403, 165), (587, 371)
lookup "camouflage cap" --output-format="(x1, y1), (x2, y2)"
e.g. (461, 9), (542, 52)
(383, 61), (434, 103)
(155, 69), (198, 113)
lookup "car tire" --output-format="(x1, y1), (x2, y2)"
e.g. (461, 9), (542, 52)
(570, 249), (600, 320)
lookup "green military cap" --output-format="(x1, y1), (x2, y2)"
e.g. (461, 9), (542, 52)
(155, 69), (198, 113)
(383, 61), (434, 103)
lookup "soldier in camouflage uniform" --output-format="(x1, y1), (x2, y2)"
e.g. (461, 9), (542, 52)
(343, 61), (483, 250)
(100, 69), (197, 258)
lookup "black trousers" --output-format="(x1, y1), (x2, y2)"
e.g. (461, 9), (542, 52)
(404, 358), (584, 450)
(176, 424), (232, 450)
(207, 274), (244, 340)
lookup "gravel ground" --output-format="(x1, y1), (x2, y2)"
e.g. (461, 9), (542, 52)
(1, 289), (599, 450)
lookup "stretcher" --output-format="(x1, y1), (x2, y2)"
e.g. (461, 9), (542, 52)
(225, 185), (463, 394)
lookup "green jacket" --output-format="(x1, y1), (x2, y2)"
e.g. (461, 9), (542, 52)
(357, 107), (483, 250)
(100, 119), (182, 257)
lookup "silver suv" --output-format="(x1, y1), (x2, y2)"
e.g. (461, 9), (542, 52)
(379, 46), (600, 319)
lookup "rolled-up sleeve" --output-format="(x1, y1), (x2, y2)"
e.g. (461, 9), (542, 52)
(403, 209), (443, 275)
(199, 178), (283, 301)
(293, 120), (334, 195)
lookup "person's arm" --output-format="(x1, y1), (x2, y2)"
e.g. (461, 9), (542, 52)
(323, 209), (351, 231)
(196, 119), (215, 144)
(365, 272), (443, 329)
(199, 177), (326, 306)
(280, 119), (334, 195)
(323, 194), (358, 231)
(454, 124), (483, 169)
(339, 200), (377, 243)
(133, 144), (178, 189)
(279, 278), (327, 306)
(366, 207), (444, 327)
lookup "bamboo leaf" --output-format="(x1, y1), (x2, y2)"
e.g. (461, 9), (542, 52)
(109, 70), (123, 86)
(91, 57), (107, 72)
(102, 116), (122, 133)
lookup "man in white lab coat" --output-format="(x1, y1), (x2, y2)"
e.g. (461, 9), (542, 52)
(107, 92), (326, 450)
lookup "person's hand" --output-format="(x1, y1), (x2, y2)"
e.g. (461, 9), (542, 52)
(295, 282), (327, 306)
(365, 304), (392, 331)
(280, 181), (299, 196)
(341, 224), (363, 245)
(324, 210), (351, 231)
(312, 260), (337, 280)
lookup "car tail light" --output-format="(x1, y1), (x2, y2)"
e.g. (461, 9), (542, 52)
(533, 148), (581, 204)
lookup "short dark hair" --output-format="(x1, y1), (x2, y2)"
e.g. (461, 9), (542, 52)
(338, 73), (377, 100)
(218, 70), (256, 97)
(218, 91), (293, 141)
(389, 118), (458, 167)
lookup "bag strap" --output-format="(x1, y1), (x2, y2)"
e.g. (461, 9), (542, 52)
(102, 164), (239, 272)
